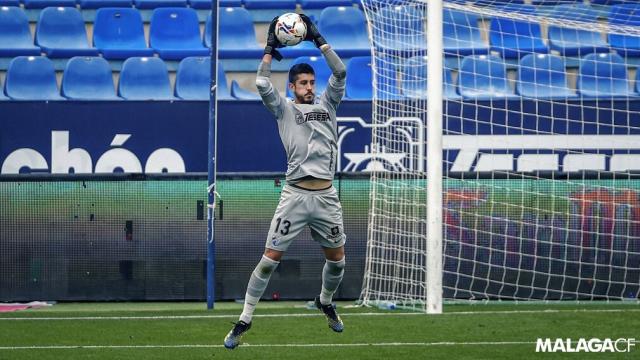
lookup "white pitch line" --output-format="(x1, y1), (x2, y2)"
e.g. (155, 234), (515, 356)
(0, 308), (638, 321)
(0, 341), (535, 350)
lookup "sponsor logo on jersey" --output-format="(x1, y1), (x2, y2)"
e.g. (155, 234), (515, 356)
(297, 111), (330, 125)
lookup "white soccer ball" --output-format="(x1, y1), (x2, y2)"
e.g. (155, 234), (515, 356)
(275, 13), (307, 47)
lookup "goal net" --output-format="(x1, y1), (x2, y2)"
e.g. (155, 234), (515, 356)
(360, 0), (640, 311)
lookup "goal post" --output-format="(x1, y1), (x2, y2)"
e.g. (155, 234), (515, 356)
(360, 0), (640, 312)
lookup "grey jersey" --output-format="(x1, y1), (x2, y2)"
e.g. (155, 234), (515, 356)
(256, 48), (346, 183)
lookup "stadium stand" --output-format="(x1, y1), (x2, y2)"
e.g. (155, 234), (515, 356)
(134, 0), (188, 10)
(93, 8), (155, 60)
(243, 0), (297, 22)
(489, 4), (548, 59)
(299, 0), (353, 18)
(149, 7), (209, 60)
(517, 54), (578, 99)
(61, 56), (120, 100)
(578, 52), (635, 97)
(5, 56), (65, 100)
(547, 4), (609, 57)
(286, 56), (331, 98)
(373, 4), (427, 55)
(443, 9), (489, 56)
(231, 80), (261, 100)
(608, 4), (640, 58)
(345, 56), (372, 100)
(118, 56), (176, 100)
(189, 0), (212, 10)
(400, 55), (460, 99)
(24, 0), (76, 9)
(219, 0), (242, 6)
(317, 6), (369, 57)
(590, 0), (625, 5)
(35, 7), (99, 58)
(0, 0), (20, 6)
(217, 8), (263, 58)
(175, 56), (234, 100)
(458, 54), (518, 99)
(0, 7), (41, 57)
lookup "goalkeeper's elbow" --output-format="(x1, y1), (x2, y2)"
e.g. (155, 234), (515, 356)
(333, 66), (346, 81)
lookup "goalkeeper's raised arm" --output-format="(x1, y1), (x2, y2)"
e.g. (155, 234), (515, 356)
(299, 14), (346, 107)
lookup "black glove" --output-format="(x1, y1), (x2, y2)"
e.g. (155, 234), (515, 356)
(299, 14), (327, 48)
(264, 16), (283, 61)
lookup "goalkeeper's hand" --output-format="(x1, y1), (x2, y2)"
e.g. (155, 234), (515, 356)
(264, 16), (283, 61)
(300, 14), (327, 48)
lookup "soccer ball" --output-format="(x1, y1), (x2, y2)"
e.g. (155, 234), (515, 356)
(275, 13), (307, 46)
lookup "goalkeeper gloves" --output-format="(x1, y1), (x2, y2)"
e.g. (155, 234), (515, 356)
(300, 14), (327, 48)
(264, 16), (284, 61)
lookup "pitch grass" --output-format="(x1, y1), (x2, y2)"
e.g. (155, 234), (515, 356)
(0, 302), (639, 359)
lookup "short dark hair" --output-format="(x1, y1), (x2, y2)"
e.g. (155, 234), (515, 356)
(288, 63), (315, 84)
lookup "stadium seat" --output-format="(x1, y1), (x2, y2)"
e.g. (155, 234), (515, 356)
(175, 57), (234, 100)
(299, 0), (352, 8)
(489, 5), (548, 59)
(118, 57), (176, 100)
(231, 80), (260, 100)
(547, 5), (609, 56)
(243, 0), (296, 9)
(62, 57), (120, 100)
(0, 0), (21, 6)
(24, 0), (76, 9)
(219, 0), (242, 6)
(400, 56), (460, 99)
(531, 0), (579, 5)
(345, 56), (372, 100)
(134, 0), (188, 10)
(373, 4), (427, 55)
(591, 0), (624, 5)
(577, 52), (634, 97)
(317, 6), (369, 57)
(189, 0), (212, 10)
(78, 0), (134, 9)
(457, 54), (517, 99)
(35, 7), (99, 58)
(5, 56), (64, 100)
(150, 8), (210, 60)
(443, 9), (489, 56)
(93, 8), (155, 60)
(609, 4), (640, 58)
(0, 7), (41, 57)
(217, 8), (264, 59)
(516, 54), (577, 99)
(286, 56), (331, 98)
(279, 40), (321, 58)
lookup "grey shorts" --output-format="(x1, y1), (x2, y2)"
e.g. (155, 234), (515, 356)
(265, 184), (346, 252)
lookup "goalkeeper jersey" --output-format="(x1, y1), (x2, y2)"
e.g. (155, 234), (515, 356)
(256, 52), (345, 184)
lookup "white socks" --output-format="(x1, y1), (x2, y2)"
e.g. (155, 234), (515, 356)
(319, 257), (345, 305)
(239, 255), (279, 324)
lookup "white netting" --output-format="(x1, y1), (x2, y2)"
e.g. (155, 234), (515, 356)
(360, 0), (640, 311)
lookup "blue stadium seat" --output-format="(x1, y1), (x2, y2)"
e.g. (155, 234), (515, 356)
(635, 68), (640, 94)
(591, 0), (624, 5)
(217, 8), (263, 58)
(94, 8), (155, 60)
(0, 7), (41, 57)
(5, 56), (64, 100)
(0, 0), (21, 6)
(300, 0), (352, 8)
(119, 57), (175, 100)
(489, 5), (548, 59)
(517, 54), (577, 99)
(174, 57), (235, 100)
(24, 0), (76, 9)
(577, 52), (634, 97)
(150, 8), (210, 60)
(286, 56), (331, 98)
(35, 7), (99, 58)
(547, 5), (609, 56)
(531, 0), (579, 5)
(231, 80), (261, 100)
(345, 56), (372, 100)
(189, 0), (212, 10)
(474, 0), (524, 4)
(609, 4), (640, 58)
(62, 57), (120, 100)
(219, 0), (242, 6)
(458, 54), (517, 99)
(317, 7), (369, 57)
(243, 0), (296, 9)
(134, 0), (188, 10)
(279, 40), (321, 58)
(443, 9), (489, 56)
(373, 4), (427, 55)
(400, 56), (460, 99)
(79, 0), (134, 9)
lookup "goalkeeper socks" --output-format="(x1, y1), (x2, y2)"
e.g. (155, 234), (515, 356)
(319, 257), (345, 305)
(239, 255), (280, 324)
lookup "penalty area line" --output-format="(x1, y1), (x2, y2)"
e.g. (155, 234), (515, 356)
(0, 341), (535, 350)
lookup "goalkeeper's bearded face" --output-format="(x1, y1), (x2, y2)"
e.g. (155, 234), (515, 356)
(289, 73), (315, 104)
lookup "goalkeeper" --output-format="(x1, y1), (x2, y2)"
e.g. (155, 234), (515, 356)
(224, 14), (347, 349)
